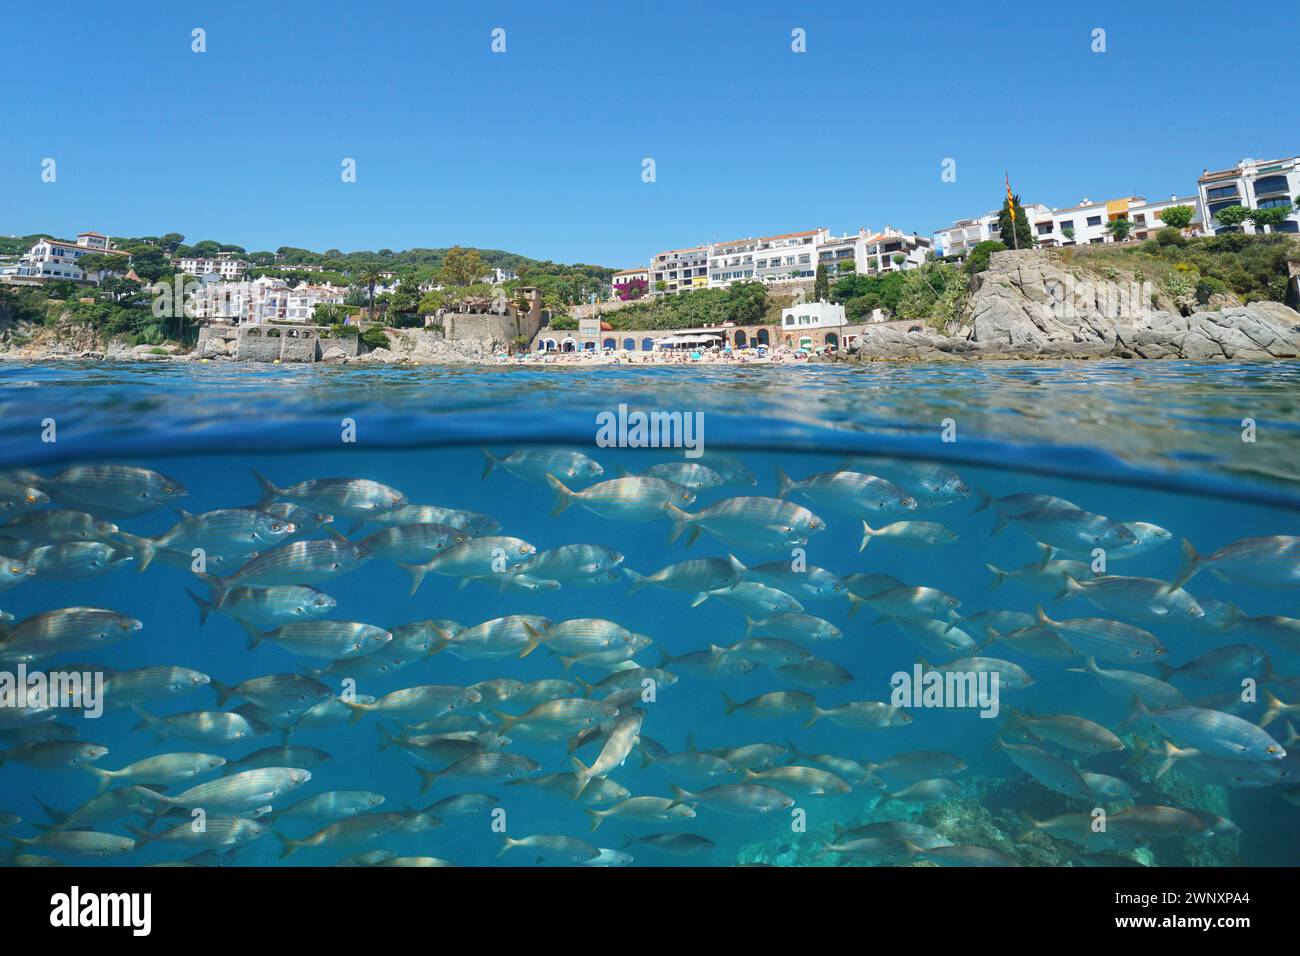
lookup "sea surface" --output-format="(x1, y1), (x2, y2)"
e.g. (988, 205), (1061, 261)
(1, 360), (1298, 868)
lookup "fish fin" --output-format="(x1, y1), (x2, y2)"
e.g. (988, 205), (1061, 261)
(574, 677), (594, 697)
(545, 474), (574, 517)
(720, 691), (737, 716)
(859, 520), (874, 552)
(744, 616), (758, 639)
(689, 592), (710, 608)
(1260, 690), (1286, 729)
(114, 531), (158, 573)
(1167, 538), (1201, 593)
(415, 767), (440, 795)
(397, 562), (429, 596)
(1034, 604), (1052, 627)
(774, 466), (795, 499)
(1119, 694), (1151, 730)
(517, 623), (544, 659)
(323, 526), (349, 542)
(496, 835), (517, 858)
(663, 504), (691, 545)
(684, 526), (701, 549)
(1154, 740), (1196, 780)
(586, 809), (603, 833)
(985, 565), (1006, 590)
(623, 568), (647, 596)
(802, 708), (824, 729)
(846, 596), (862, 619)
(210, 679), (236, 708)
(1053, 573), (1083, 604)
(481, 450), (497, 480)
(972, 486), (993, 513)
(83, 765), (113, 795)
(1154, 662), (1174, 682)
(125, 825), (156, 846)
(272, 831), (297, 860)
(184, 588), (213, 626)
(1033, 543), (1056, 572)
(341, 699), (369, 724)
(665, 784), (690, 810)
(193, 571), (230, 611)
(251, 469), (282, 509)
(492, 710), (518, 734)
(571, 756), (592, 797)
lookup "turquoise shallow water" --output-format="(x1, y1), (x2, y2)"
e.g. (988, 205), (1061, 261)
(0, 361), (1297, 867)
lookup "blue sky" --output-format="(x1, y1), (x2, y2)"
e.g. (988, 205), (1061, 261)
(2, 1), (1294, 266)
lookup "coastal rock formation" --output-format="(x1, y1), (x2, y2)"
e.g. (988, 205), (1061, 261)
(850, 250), (1300, 362)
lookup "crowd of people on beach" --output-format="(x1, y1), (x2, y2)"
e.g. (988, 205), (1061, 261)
(500, 345), (823, 366)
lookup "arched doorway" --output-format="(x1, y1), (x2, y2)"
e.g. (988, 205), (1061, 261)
(641, 337), (653, 351)
(824, 333), (838, 349)
(734, 330), (748, 347)
(562, 338), (576, 352)
(622, 337), (634, 351)
(756, 329), (769, 346)
(603, 338), (616, 350)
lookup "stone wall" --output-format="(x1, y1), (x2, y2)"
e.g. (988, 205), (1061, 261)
(195, 323), (359, 362)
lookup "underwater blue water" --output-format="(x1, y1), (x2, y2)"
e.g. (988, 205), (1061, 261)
(1, 361), (1298, 867)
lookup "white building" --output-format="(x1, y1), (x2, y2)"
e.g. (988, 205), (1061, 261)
(780, 300), (846, 331)
(179, 253), (249, 279)
(1198, 157), (1300, 235)
(707, 238), (759, 287)
(478, 267), (518, 286)
(10, 231), (128, 283)
(651, 245), (709, 294)
(933, 205), (1052, 258)
(611, 267), (650, 298)
(752, 228), (829, 283)
(286, 282), (347, 322)
(189, 276), (290, 324)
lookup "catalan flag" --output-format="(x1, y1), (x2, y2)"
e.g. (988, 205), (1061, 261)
(1005, 172), (1015, 222)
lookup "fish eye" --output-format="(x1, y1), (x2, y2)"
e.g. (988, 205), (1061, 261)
(24, 494), (35, 503)
(163, 487), (173, 494)
(271, 523), (282, 531)
(7, 566), (19, 574)
(1268, 745), (1279, 753)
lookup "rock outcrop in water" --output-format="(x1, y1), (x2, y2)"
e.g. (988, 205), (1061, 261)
(849, 250), (1300, 362)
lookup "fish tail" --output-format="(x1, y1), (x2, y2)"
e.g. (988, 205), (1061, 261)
(114, 531), (158, 573)
(128, 703), (157, 734)
(251, 469), (282, 508)
(573, 677), (594, 698)
(84, 765), (114, 795)
(974, 626), (1002, 654)
(1053, 573), (1083, 604)
(774, 466), (796, 499)
(858, 520), (876, 552)
(416, 767), (441, 795)
(623, 568), (647, 596)
(1154, 740), (1194, 780)
(1168, 538), (1202, 593)
(802, 708), (824, 729)
(665, 784), (690, 810)
(376, 725), (397, 753)
(1014, 811), (1040, 842)
(985, 564), (1006, 590)
(744, 616), (757, 639)
(989, 512), (1009, 537)
(273, 831), (298, 860)
(210, 679), (236, 708)
(517, 623), (544, 659)
(720, 691), (738, 717)
(125, 825), (156, 846)
(1260, 690), (1286, 729)
(545, 474), (575, 517)
(663, 504), (692, 545)
(480, 450), (498, 480)
(1154, 661), (1174, 682)
(570, 756), (592, 797)
(1034, 604), (1052, 627)
(184, 588), (213, 626)
(341, 699), (370, 724)
(845, 595), (862, 618)
(246, 629), (267, 652)
(397, 562), (429, 596)
(492, 710), (518, 734)
(496, 835), (518, 858)
(1033, 543), (1056, 572)
(586, 809), (603, 833)
(972, 486), (994, 513)
(1120, 694), (1151, 730)
(193, 571), (230, 611)
(689, 591), (710, 608)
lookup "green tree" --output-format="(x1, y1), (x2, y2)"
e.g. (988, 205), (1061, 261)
(1062, 227), (1076, 243)
(1106, 218), (1135, 242)
(354, 264), (385, 322)
(1156, 205), (1194, 230)
(813, 264), (829, 301)
(440, 246), (483, 286)
(1247, 207), (1292, 232)
(997, 193), (1034, 250)
(1213, 205), (1251, 230)
(962, 240), (1007, 276)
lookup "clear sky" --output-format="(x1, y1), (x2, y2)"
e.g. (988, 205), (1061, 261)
(2, 1), (1294, 266)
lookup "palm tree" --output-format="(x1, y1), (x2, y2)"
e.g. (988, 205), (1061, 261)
(355, 264), (384, 323)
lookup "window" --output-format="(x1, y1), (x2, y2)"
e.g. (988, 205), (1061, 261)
(1205, 185), (1239, 202)
(1252, 175), (1289, 197)
(1257, 196), (1291, 209)
(1086, 216), (1102, 227)
(1058, 220), (1073, 231)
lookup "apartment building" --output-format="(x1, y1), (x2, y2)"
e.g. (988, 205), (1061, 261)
(286, 283), (347, 322)
(10, 231), (128, 282)
(650, 245), (709, 294)
(179, 252), (249, 279)
(1198, 157), (1300, 235)
(189, 276), (291, 324)
(933, 205), (1052, 258)
(751, 228), (829, 283)
(707, 238), (759, 287)
(863, 229), (932, 272)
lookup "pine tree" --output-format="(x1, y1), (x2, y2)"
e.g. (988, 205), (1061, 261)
(997, 193), (1034, 250)
(813, 263), (829, 301)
